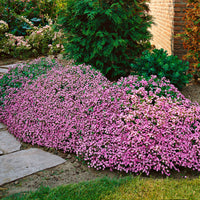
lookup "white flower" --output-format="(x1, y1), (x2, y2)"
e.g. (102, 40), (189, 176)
(0, 20), (8, 27)
(19, 16), (34, 27)
(0, 20), (9, 33)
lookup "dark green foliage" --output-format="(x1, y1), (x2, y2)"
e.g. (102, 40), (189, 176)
(130, 48), (192, 90)
(0, 0), (57, 36)
(59, 0), (152, 81)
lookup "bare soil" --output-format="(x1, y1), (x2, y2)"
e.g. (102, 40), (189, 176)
(181, 83), (200, 105)
(0, 57), (200, 198)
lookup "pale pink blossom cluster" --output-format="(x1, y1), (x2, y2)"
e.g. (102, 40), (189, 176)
(19, 16), (35, 29)
(45, 15), (53, 26)
(1, 16), (64, 57)
(0, 20), (8, 27)
(4, 33), (31, 49)
(1, 62), (200, 176)
(52, 30), (63, 41)
(0, 20), (9, 32)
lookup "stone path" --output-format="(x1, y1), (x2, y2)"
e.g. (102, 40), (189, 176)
(0, 123), (65, 186)
(0, 63), (20, 74)
(0, 56), (54, 75)
(0, 130), (21, 155)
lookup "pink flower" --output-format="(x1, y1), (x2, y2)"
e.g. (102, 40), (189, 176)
(1, 60), (200, 176)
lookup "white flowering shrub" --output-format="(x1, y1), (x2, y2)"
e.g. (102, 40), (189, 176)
(0, 20), (8, 35)
(0, 16), (64, 59)
(1, 33), (32, 58)
(28, 17), (64, 56)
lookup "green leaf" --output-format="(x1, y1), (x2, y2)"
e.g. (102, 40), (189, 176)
(105, 67), (112, 74)
(105, 9), (112, 17)
(88, 106), (94, 112)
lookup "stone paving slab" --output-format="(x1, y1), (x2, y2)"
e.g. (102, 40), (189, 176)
(0, 123), (6, 129)
(0, 130), (21, 154)
(0, 63), (24, 74)
(0, 68), (8, 74)
(0, 148), (66, 185)
(0, 64), (19, 69)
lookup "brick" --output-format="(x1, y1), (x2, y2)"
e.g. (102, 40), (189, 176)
(175, 0), (187, 3)
(174, 26), (184, 31)
(174, 12), (185, 17)
(174, 40), (181, 44)
(174, 18), (185, 22)
(175, 3), (187, 8)
(174, 7), (182, 12)
(174, 30), (184, 35)
(173, 21), (184, 26)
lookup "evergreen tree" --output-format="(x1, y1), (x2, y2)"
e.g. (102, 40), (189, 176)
(59, 0), (152, 81)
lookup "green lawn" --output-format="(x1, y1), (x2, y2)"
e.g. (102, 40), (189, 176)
(2, 176), (200, 200)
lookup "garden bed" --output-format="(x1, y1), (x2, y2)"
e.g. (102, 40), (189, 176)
(0, 58), (200, 198)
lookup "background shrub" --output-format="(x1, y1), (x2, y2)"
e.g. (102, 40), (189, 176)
(0, 20), (8, 36)
(0, 20), (8, 52)
(179, 0), (200, 80)
(0, 0), (58, 36)
(0, 17), (64, 59)
(59, 0), (152, 81)
(130, 48), (192, 90)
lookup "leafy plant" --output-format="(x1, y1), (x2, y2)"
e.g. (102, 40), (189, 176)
(178, 0), (200, 80)
(0, 17), (64, 59)
(0, 0), (58, 36)
(59, 0), (152, 81)
(0, 20), (9, 56)
(130, 48), (192, 90)
(0, 20), (8, 36)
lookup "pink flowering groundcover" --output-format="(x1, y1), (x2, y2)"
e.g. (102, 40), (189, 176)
(0, 60), (200, 176)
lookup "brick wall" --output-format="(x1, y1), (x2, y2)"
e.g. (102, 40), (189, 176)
(148, 0), (187, 59)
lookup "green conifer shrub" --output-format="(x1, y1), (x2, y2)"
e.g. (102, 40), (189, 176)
(59, 0), (152, 81)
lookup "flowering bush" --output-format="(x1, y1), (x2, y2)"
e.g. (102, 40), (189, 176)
(0, 20), (8, 35)
(0, 16), (64, 59)
(0, 61), (200, 176)
(0, 20), (9, 58)
(27, 17), (64, 56)
(1, 33), (32, 58)
(0, 0), (58, 36)
(0, 58), (61, 106)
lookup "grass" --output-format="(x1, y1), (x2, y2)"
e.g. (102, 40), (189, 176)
(2, 176), (200, 200)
